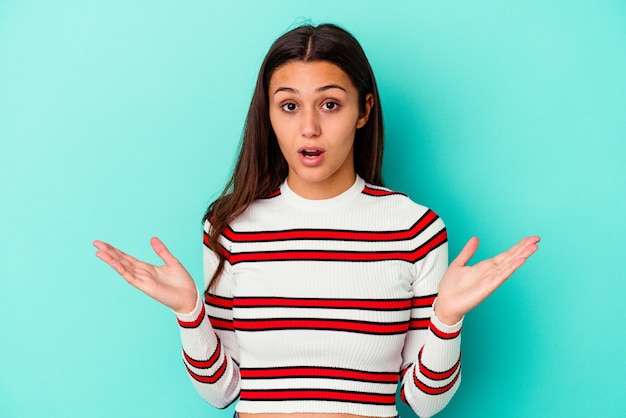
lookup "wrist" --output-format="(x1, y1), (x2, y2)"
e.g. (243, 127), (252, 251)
(433, 298), (463, 326)
(173, 289), (200, 315)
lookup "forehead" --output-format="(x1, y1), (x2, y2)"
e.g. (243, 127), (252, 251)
(269, 60), (355, 92)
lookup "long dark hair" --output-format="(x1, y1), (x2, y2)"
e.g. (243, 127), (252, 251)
(204, 23), (385, 290)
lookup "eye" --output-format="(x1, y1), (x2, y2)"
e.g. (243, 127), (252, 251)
(323, 101), (339, 111)
(281, 102), (297, 112)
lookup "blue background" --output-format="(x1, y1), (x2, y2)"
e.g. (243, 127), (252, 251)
(1, 1), (624, 417)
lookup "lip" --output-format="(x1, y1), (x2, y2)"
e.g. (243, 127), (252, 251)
(297, 146), (325, 167)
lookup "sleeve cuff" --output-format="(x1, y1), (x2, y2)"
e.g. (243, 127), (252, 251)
(173, 290), (203, 321)
(431, 298), (463, 333)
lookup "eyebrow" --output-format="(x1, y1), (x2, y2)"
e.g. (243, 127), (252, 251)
(273, 84), (348, 95)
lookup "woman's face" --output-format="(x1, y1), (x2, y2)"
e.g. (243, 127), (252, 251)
(268, 60), (373, 199)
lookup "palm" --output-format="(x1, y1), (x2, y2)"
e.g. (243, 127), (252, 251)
(435, 236), (540, 324)
(93, 237), (198, 313)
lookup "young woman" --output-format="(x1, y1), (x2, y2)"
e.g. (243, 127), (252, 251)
(94, 24), (539, 418)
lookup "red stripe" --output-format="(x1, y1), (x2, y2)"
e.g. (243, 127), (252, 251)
(240, 366), (398, 383)
(362, 186), (405, 197)
(412, 294), (437, 308)
(414, 366), (461, 395)
(183, 341), (221, 369)
(223, 229), (446, 265)
(221, 210), (438, 243)
(399, 385), (407, 403)
(409, 318), (430, 330)
(209, 316), (234, 331)
(418, 348), (461, 380)
(233, 318), (409, 335)
(264, 189), (281, 198)
(210, 295), (411, 311)
(430, 320), (462, 340)
(234, 297), (410, 310)
(206, 294), (233, 309)
(184, 359), (227, 384)
(241, 388), (395, 405)
(177, 304), (205, 328)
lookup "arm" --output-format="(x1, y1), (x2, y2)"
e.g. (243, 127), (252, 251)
(175, 221), (240, 408)
(400, 222), (462, 418)
(400, 227), (540, 417)
(434, 236), (540, 325)
(93, 225), (241, 408)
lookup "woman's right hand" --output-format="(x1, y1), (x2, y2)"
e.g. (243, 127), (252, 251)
(93, 237), (198, 313)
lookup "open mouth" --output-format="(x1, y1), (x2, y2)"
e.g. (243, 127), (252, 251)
(301, 149), (323, 158)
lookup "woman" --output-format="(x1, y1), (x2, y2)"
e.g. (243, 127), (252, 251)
(94, 24), (539, 418)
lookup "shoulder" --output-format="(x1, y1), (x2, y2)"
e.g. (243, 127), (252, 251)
(359, 182), (445, 227)
(360, 183), (408, 199)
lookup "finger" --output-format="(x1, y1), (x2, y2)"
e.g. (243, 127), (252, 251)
(517, 238), (540, 260)
(494, 236), (540, 266)
(95, 249), (130, 277)
(93, 240), (118, 255)
(450, 237), (479, 267)
(509, 236), (540, 262)
(95, 248), (153, 292)
(150, 237), (180, 266)
(493, 237), (540, 283)
(93, 239), (106, 249)
(493, 256), (529, 286)
(491, 238), (526, 264)
(94, 241), (123, 267)
(93, 240), (149, 281)
(95, 240), (144, 266)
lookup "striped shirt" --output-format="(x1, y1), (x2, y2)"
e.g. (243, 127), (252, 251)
(176, 176), (462, 417)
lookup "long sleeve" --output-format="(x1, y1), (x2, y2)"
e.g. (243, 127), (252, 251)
(399, 219), (462, 418)
(173, 180), (462, 416)
(174, 222), (240, 408)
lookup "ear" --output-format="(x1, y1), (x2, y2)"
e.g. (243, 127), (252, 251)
(356, 93), (374, 129)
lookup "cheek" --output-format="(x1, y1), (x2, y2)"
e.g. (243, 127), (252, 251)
(330, 118), (359, 145)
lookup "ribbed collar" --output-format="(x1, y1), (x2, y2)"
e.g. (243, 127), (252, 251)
(279, 175), (365, 210)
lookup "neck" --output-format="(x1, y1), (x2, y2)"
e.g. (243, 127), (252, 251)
(286, 173), (357, 200)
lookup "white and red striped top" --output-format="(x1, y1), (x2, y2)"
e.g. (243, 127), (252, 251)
(176, 176), (462, 417)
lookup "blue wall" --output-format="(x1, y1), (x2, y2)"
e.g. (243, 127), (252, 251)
(1, 1), (624, 417)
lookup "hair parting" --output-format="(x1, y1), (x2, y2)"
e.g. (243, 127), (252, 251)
(203, 23), (385, 292)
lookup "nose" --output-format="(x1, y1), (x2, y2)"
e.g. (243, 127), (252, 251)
(300, 108), (320, 138)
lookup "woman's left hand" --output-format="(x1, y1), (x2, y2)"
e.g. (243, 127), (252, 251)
(434, 236), (540, 325)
